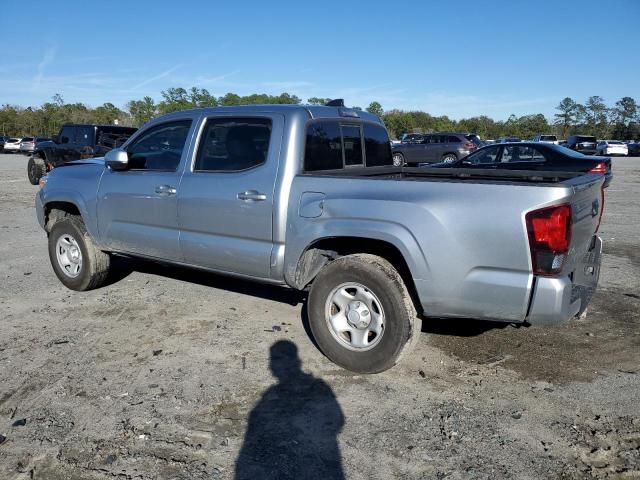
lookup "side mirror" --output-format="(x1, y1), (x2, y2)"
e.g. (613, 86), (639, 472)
(105, 148), (129, 170)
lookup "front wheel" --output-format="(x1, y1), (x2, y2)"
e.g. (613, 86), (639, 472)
(307, 254), (421, 373)
(27, 156), (46, 185)
(392, 152), (405, 167)
(441, 153), (458, 163)
(48, 216), (111, 291)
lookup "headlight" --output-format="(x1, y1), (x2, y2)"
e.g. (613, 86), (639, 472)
(38, 176), (48, 189)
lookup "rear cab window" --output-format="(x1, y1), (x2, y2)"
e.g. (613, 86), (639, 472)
(304, 121), (392, 171)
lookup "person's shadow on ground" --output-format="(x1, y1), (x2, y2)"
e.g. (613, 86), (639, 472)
(234, 340), (345, 480)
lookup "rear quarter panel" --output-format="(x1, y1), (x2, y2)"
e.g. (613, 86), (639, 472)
(285, 175), (584, 322)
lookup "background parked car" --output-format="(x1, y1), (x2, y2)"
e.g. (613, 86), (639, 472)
(19, 137), (51, 155)
(430, 142), (612, 187)
(3, 137), (24, 153)
(565, 135), (598, 155)
(27, 124), (137, 184)
(0, 136), (6, 151)
(533, 134), (559, 144)
(596, 140), (628, 156)
(627, 142), (640, 156)
(391, 133), (479, 166)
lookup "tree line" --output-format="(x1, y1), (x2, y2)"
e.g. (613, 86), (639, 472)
(1, 88), (638, 141)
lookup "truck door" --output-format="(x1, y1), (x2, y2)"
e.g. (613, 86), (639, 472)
(177, 114), (284, 279)
(97, 118), (195, 261)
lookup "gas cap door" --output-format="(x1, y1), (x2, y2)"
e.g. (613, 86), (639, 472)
(299, 192), (326, 218)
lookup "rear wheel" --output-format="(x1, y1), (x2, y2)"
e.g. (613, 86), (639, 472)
(442, 153), (458, 163)
(48, 215), (111, 291)
(27, 156), (46, 185)
(307, 254), (420, 373)
(392, 152), (405, 167)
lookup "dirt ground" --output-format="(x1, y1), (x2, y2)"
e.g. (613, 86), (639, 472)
(0, 153), (638, 480)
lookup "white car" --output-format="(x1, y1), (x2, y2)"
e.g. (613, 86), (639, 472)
(597, 140), (628, 157)
(533, 134), (559, 145)
(3, 138), (23, 153)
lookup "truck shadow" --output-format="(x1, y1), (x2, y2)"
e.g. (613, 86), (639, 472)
(117, 257), (304, 306)
(109, 256), (507, 339)
(420, 317), (511, 337)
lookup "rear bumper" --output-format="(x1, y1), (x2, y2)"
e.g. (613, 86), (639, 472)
(526, 236), (602, 325)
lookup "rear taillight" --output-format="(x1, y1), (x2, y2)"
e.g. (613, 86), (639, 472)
(526, 204), (572, 276)
(463, 142), (477, 149)
(589, 162), (607, 174)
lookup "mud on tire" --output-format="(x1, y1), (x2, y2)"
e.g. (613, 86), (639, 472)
(27, 156), (46, 185)
(307, 254), (421, 373)
(48, 215), (111, 291)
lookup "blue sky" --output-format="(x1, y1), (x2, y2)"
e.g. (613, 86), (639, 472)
(0, 0), (638, 120)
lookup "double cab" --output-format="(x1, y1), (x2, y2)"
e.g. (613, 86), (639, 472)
(37, 104), (605, 373)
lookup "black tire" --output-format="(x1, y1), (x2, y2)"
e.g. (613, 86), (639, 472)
(392, 152), (405, 167)
(307, 254), (420, 373)
(27, 156), (46, 185)
(441, 153), (458, 163)
(48, 215), (111, 291)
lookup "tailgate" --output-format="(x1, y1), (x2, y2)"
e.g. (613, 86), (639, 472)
(558, 174), (605, 316)
(562, 174), (604, 277)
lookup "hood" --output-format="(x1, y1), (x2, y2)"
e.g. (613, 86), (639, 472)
(57, 157), (106, 167)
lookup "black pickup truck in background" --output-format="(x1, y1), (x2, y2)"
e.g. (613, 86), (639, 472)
(27, 124), (137, 184)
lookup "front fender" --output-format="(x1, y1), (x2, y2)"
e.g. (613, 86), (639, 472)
(37, 188), (101, 243)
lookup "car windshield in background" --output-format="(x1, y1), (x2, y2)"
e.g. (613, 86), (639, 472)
(576, 136), (597, 142)
(541, 135), (557, 141)
(608, 141), (624, 145)
(22, 137), (34, 142)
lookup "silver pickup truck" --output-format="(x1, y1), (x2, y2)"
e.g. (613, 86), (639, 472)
(36, 104), (605, 373)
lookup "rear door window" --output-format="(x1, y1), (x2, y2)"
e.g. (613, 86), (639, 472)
(76, 126), (94, 147)
(304, 122), (343, 171)
(448, 135), (461, 143)
(501, 145), (545, 162)
(194, 117), (271, 172)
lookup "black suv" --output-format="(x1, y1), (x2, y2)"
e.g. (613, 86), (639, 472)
(27, 124), (137, 184)
(565, 135), (598, 155)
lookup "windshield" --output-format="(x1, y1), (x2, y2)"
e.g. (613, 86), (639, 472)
(576, 136), (597, 143)
(540, 135), (557, 141)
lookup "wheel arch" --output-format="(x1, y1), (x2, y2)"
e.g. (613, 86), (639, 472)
(43, 201), (82, 233)
(291, 235), (424, 314)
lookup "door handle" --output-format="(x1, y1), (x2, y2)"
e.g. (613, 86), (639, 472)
(155, 184), (177, 196)
(237, 190), (267, 201)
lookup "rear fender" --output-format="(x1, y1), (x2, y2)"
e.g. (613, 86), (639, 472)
(284, 218), (429, 288)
